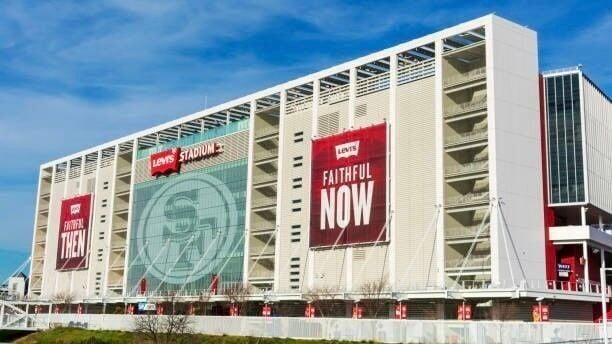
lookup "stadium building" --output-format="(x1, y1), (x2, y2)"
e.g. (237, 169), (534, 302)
(27, 14), (611, 321)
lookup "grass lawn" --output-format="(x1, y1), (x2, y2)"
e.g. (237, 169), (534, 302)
(15, 327), (377, 343)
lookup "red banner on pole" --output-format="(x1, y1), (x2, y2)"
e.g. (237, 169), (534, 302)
(262, 305), (272, 317)
(541, 304), (550, 321)
(394, 304), (407, 319)
(139, 278), (147, 295)
(210, 274), (220, 295)
(229, 304), (239, 316)
(56, 194), (92, 271)
(309, 123), (387, 247)
(305, 304), (316, 318)
(458, 304), (472, 320)
(352, 305), (363, 319)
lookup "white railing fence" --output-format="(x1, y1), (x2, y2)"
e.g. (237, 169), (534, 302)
(2, 312), (611, 343)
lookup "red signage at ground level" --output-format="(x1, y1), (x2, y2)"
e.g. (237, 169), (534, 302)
(309, 123), (387, 247)
(458, 304), (472, 320)
(56, 194), (92, 271)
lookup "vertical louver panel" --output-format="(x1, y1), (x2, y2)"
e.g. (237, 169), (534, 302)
(394, 76), (438, 289)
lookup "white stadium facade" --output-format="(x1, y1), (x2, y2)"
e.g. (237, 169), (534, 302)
(24, 14), (611, 322)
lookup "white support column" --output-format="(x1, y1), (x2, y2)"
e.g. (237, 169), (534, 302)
(388, 53), (398, 290)
(484, 18), (500, 285)
(307, 80), (319, 291)
(70, 156), (86, 298)
(54, 161), (71, 297)
(433, 37), (446, 287)
(28, 169), (44, 299)
(307, 250), (314, 290)
(345, 248), (353, 292)
(40, 165), (57, 298)
(312, 80), (320, 137)
(86, 150), (103, 299)
(581, 206), (588, 226)
(348, 67), (357, 128)
(242, 100), (256, 283)
(583, 241), (590, 285)
(121, 140), (138, 296)
(103, 145), (120, 298)
(274, 91), (286, 292)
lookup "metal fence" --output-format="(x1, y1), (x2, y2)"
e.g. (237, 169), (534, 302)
(4, 313), (610, 343)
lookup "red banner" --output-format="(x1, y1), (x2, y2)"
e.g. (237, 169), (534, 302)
(56, 194), (92, 271)
(394, 304), (408, 319)
(305, 304), (316, 318)
(310, 123), (387, 247)
(150, 147), (181, 176)
(532, 304), (550, 322)
(352, 305), (363, 319)
(458, 304), (472, 320)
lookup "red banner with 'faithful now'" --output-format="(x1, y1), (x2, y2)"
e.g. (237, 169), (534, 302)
(56, 194), (93, 271)
(309, 123), (387, 247)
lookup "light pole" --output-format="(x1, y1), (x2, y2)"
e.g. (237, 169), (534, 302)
(600, 267), (612, 344)
(535, 296), (544, 322)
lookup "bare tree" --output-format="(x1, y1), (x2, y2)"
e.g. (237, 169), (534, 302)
(51, 291), (75, 313)
(359, 278), (389, 318)
(221, 282), (252, 315)
(133, 313), (194, 344)
(304, 286), (342, 317)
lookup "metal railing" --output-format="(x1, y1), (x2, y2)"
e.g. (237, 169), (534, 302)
(446, 255), (491, 269)
(445, 223), (490, 239)
(525, 279), (610, 295)
(398, 59), (435, 85)
(444, 128), (488, 147)
(250, 220), (275, 232)
(592, 224), (612, 233)
(319, 84), (349, 105)
(251, 174), (278, 185)
(356, 72), (390, 97)
(445, 160), (489, 177)
(254, 126), (279, 139)
(286, 95), (313, 115)
(253, 148), (279, 161)
(251, 197), (277, 209)
(443, 66), (487, 88)
(444, 96), (487, 118)
(445, 192), (490, 207)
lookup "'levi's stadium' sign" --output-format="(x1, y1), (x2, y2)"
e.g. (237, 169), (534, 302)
(56, 194), (93, 271)
(309, 123), (387, 247)
(150, 142), (222, 176)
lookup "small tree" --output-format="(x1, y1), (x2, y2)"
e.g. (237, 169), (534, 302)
(51, 291), (75, 313)
(134, 313), (194, 344)
(359, 278), (389, 318)
(221, 282), (252, 315)
(304, 286), (342, 317)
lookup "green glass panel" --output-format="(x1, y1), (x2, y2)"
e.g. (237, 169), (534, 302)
(126, 158), (247, 294)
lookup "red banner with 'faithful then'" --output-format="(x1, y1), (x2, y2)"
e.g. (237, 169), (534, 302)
(56, 194), (92, 271)
(309, 123), (387, 247)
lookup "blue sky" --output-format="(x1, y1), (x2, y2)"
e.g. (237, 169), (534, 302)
(0, 1), (610, 280)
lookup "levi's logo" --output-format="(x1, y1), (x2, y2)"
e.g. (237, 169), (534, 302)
(150, 148), (181, 176)
(70, 204), (81, 215)
(335, 141), (359, 160)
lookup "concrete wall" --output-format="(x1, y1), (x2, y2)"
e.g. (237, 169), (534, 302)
(488, 16), (545, 284)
